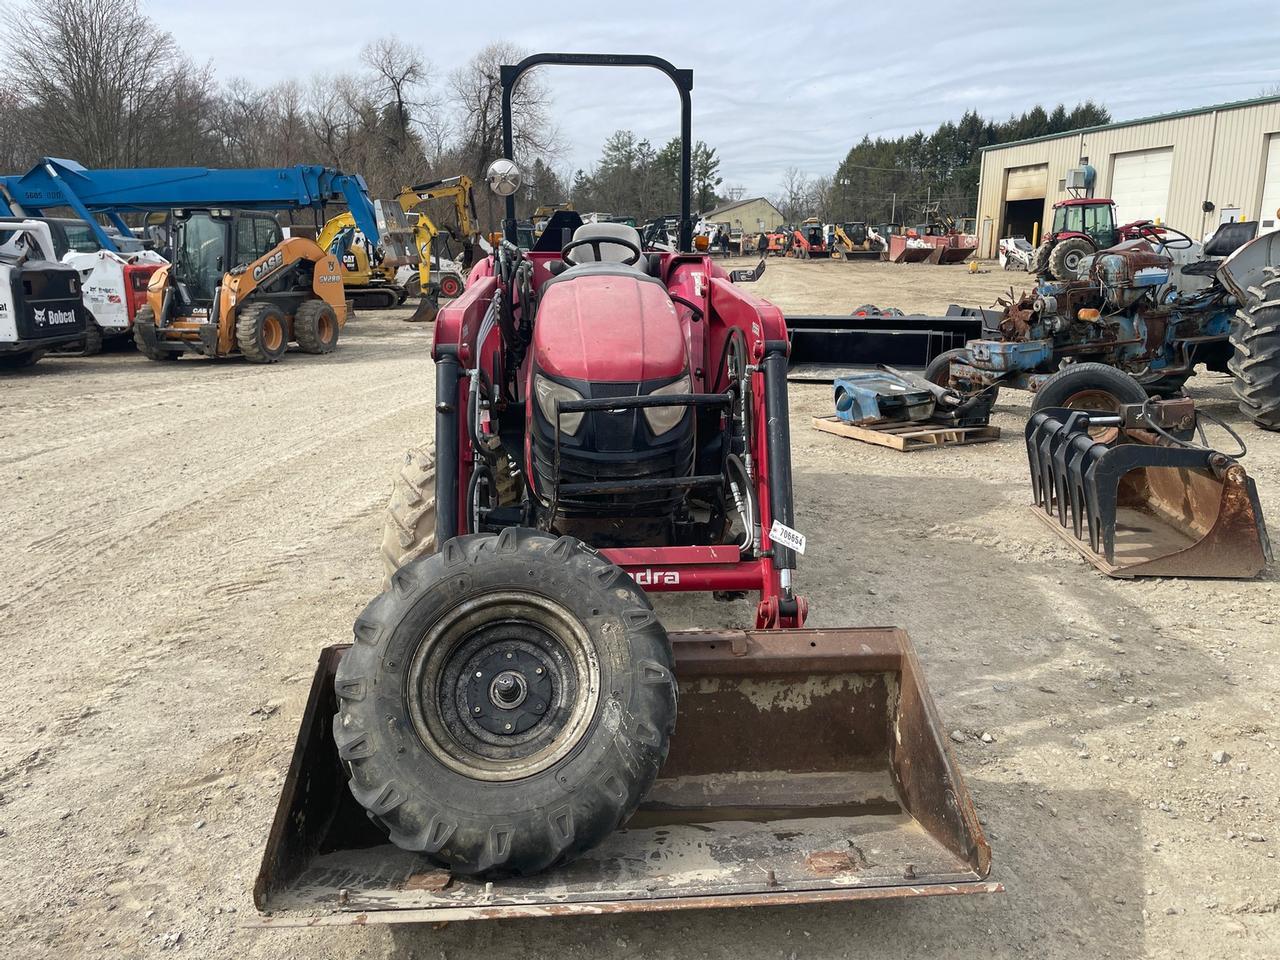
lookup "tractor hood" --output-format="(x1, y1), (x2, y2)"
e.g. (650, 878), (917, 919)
(532, 270), (687, 383)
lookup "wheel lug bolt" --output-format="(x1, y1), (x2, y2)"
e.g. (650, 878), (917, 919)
(473, 706), (482, 715)
(505, 652), (514, 660)
(534, 667), (543, 675)
(503, 723), (512, 731)
(475, 671), (482, 678)
(534, 702), (545, 713)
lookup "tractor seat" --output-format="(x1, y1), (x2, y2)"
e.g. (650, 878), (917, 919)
(1179, 220), (1259, 277)
(564, 222), (645, 265)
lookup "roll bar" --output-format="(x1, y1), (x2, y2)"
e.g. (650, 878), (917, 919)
(499, 53), (694, 253)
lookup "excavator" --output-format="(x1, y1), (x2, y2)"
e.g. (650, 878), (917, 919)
(317, 175), (484, 322)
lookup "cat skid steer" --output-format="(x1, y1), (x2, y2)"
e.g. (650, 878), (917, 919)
(254, 54), (997, 928)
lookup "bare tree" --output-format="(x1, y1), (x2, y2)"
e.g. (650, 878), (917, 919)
(1, 0), (216, 167)
(360, 38), (435, 154)
(774, 167), (814, 222)
(449, 42), (559, 224)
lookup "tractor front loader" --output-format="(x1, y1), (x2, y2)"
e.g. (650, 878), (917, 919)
(255, 55), (995, 927)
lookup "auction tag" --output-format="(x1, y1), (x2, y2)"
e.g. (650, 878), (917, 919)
(769, 519), (807, 555)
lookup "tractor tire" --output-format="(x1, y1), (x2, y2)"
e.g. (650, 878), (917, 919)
(131, 306), (179, 361)
(381, 450), (521, 582)
(438, 272), (464, 299)
(1048, 237), (1093, 281)
(235, 302), (288, 363)
(380, 445), (438, 581)
(1031, 362), (1149, 416)
(1228, 271), (1280, 430)
(293, 300), (340, 354)
(1027, 242), (1051, 276)
(0, 350), (45, 369)
(335, 528), (678, 878)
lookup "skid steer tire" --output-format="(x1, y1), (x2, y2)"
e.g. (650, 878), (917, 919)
(336, 528), (678, 878)
(1031, 362), (1149, 416)
(0, 350), (45, 369)
(81, 319), (103, 356)
(1228, 282), (1280, 431)
(293, 300), (340, 355)
(236, 302), (289, 363)
(131, 306), (179, 361)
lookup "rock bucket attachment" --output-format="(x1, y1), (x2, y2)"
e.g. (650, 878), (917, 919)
(1026, 404), (1272, 578)
(253, 628), (997, 926)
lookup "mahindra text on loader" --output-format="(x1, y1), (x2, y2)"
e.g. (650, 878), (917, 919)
(0, 219), (89, 369)
(255, 54), (997, 926)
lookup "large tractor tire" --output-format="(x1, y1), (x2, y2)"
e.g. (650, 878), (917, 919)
(293, 300), (340, 354)
(236, 302), (289, 363)
(380, 449), (521, 582)
(438, 272), (464, 299)
(1047, 237), (1093, 281)
(1031, 362), (1149, 416)
(381, 445), (438, 580)
(131, 306), (179, 361)
(1228, 272), (1280, 430)
(335, 528), (678, 878)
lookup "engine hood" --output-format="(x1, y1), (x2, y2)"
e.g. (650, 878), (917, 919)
(532, 272), (687, 383)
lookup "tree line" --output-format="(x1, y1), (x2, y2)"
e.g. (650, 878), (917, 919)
(771, 102), (1112, 226)
(0, 0), (562, 231)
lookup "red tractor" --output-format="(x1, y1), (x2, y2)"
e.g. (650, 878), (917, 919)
(275, 56), (990, 917)
(1029, 197), (1165, 280)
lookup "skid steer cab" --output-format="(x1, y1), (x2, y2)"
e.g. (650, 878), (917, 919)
(256, 54), (995, 926)
(135, 208), (348, 363)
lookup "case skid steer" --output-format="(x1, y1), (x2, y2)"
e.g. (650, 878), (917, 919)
(256, 55), (996, 926)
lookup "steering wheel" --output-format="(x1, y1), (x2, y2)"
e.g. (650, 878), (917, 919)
(560, 235), (643, 266)
(1138, 221), (1193, 250)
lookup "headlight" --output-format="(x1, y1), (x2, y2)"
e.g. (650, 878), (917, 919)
(643, 374), (692, 435)
(534, 374), (585, 435)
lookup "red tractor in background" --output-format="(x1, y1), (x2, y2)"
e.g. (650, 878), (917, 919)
(1029, 197), (1164, 280)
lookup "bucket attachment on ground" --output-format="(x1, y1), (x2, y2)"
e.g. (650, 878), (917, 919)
(404, 292), (440, 324)
(253, 628), (997, 926)
(1025, 400), (1272, 578)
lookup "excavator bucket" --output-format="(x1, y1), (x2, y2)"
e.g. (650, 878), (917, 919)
(1026, 404), (1272, 578)
(404, 292), (439, 324)
(253, 628), (997, 926)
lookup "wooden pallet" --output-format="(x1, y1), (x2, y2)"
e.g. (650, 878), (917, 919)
(812, 415), (1001, 452)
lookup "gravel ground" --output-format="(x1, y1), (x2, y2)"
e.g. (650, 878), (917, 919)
(1, 257), (1276, 959)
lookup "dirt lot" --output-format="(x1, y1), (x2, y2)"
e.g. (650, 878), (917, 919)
(2, 257), (1277, 959)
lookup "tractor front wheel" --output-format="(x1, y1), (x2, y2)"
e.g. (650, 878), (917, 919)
(438, 273), (464, 299)
(293, 300), (340, 354)
(1031, 362), (1149, 426)
(1228, 272), (1280, 430)
(235, 303), (289, 363)
(336, 529), (677, 877)
(1048, 237), (1093, 281)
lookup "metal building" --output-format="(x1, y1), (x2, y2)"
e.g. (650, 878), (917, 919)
(975, 94), (1280, 258)
(702, 197), (785, 233)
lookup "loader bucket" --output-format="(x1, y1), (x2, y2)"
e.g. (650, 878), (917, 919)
(253, 628), (997, 926)
(1026, 408), (1272, 578)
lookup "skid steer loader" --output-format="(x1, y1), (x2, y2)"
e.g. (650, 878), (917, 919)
(135, 209), (347, 363)
(255, 54), (996, 926)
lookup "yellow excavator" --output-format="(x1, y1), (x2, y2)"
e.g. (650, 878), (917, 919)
(317, 175), (484, 322)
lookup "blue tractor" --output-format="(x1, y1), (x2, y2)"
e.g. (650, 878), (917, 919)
(927, 221), (1280, 430)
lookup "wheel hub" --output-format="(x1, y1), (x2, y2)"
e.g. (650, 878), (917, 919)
(465, 648), (553, 735)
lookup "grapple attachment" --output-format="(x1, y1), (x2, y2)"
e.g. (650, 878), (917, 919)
(1025, 402), (1271, 578)
(253, 628), (996, 926)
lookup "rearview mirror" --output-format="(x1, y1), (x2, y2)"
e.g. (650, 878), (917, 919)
(486, 159), (522, 197)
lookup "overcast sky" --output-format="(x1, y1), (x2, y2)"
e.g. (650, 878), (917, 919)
(150, 1), (1280, 197)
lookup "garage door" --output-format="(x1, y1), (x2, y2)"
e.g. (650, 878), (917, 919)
(1260, 134), (1280, 235)
(1110, 147), (1173, 225)
(1005, 164), (1048, 201)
